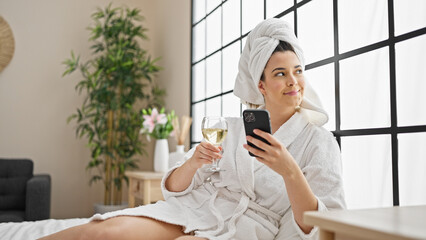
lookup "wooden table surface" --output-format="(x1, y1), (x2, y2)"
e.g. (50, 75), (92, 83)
(304, 205), (426, 240)
(125, 171), (165, 180)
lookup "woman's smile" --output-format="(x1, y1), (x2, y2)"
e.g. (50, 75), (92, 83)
(284, 90), (300, 96)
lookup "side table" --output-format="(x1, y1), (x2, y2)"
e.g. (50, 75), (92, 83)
(304, 205), (426, 240)
(125, 171), (165, 207)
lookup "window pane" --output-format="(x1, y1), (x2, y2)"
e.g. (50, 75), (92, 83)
(340, 48), (390, 129)
(192, 102), (205, 142)
(206, 8), (221, 55)
(192, 20), (206, 62)
(298, 0), (334, 64)
(279, 12), (294, 31)
(394, 0), (426, 36)
(396, 34), (426, 126)
(338, 0), (388, 53)
(306, 64), (335, 131)
(399, 132), (426, 206)
(223, 93), (241, 117)
(192, 0), (205, 23)
(206, 0), (221, 14)
(223, 0), (240, 46)
(192, 61), (205, 102)
(222, 41), (240, 92)
(206, 52), (221, 97)
(242, 0), (264, 35)
(266, 0), (293, 18)
(206, 97), (222, 117)
(341, 135), (393, 209)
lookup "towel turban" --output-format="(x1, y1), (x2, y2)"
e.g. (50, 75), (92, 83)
(233, 18), (329, 126)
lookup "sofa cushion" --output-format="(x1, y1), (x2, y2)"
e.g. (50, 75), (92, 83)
(0, 159), (33, 211)
(0, 210), (25, 223)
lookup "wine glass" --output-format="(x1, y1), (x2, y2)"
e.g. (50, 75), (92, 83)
(201, 116), (228, 172)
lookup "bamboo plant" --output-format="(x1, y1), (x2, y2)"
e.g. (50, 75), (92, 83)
(63, 4), (165, 205)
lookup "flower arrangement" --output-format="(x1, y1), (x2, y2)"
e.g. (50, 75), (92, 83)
(140, 108), (175, 140)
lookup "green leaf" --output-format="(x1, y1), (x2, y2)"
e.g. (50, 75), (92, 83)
(77, 108), (83, 122)
(89, 175), (103, 186)
(113, 178), (122, 190)
(62, 51), (80, 76)
(123, 175), (129, 186)
(66, 114), (77, 124)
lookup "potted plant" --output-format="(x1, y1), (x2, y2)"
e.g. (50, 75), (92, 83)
(62, 4), (165, 210)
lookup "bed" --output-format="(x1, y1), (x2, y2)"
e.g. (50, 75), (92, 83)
(0, 218), (89, 239)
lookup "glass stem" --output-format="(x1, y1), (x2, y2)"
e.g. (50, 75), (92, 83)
(211, 158), (218, 168)
(212, 144), (221, 169)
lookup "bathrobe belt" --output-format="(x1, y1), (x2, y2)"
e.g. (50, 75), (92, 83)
(202, 182), (281, 238)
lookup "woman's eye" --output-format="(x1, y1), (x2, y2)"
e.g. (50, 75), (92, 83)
(276, 72), (285, 77)
(296, 69), (303, 74)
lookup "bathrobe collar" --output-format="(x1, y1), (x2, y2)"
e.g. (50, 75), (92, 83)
(273, 111), (309, 148)
(235, 111), (309, 200)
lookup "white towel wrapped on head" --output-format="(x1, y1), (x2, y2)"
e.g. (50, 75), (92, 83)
(233, 18), (328, 127)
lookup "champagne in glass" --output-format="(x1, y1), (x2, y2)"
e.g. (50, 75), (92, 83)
(202, 128), (228, 145)
(201, 117), (228, 172)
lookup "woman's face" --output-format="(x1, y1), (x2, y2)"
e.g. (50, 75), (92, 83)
(258, 51), (305, 111)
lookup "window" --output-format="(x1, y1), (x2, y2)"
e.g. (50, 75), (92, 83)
(191, 0), (426, 209)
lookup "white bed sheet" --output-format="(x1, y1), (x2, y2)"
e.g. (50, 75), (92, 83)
(0, 218), (89, 240)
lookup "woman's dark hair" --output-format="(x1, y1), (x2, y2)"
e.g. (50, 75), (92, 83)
(260, 40), (295, 81)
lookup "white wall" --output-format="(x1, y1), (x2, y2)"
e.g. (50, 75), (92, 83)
(0, 0), (190, 218)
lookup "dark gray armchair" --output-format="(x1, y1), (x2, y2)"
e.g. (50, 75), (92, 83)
(0, 158), (51, 222)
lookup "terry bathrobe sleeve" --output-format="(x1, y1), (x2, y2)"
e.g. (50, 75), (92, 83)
(276, 129), (346, 240)
(161, 147), (207, 199)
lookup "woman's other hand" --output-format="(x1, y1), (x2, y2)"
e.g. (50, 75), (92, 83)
(166, 142), (222, 192)
(187, 142), (222, 170)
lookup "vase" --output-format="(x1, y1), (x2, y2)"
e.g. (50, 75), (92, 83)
(154, 139), (169, 172)
(169, 145), (186, 168)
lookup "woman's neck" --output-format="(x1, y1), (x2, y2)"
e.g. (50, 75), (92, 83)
(265, 104), (296, 134)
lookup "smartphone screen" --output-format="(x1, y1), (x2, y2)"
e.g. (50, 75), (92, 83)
(242, 109), (272, 157)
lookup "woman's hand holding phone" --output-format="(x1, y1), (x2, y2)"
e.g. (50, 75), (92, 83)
(243, 129), (297, 177)
(242, 109), (299, 177)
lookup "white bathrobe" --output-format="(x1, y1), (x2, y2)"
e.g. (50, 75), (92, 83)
(91, 112), (345, 240)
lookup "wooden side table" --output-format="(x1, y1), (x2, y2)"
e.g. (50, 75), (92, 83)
(125, 171), (165, 207)
(304, 205), (426, 240)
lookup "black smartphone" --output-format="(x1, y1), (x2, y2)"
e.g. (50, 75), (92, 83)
(242, 109), (272, 157)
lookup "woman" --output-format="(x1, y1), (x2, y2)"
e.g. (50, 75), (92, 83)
(40, 18), (345, 240)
